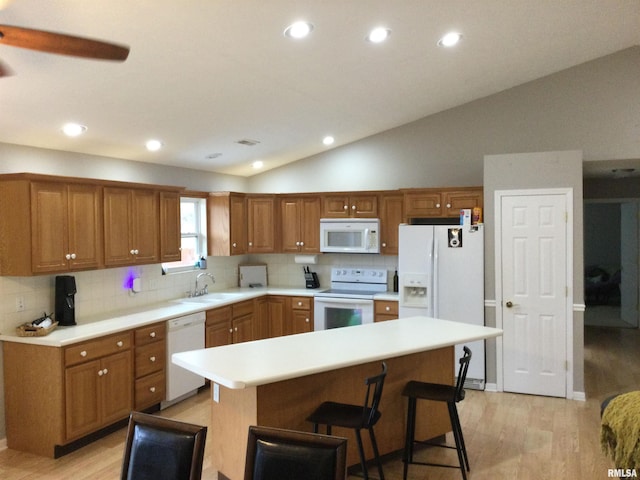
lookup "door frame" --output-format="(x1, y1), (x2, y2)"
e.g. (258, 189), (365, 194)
(494, 188), (574, 398)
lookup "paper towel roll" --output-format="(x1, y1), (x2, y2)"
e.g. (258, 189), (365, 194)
(294, 255), (318, 265)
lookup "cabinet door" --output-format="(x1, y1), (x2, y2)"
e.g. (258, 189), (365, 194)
(267, 296), (287, 338)
(280, 198), (301, 253)
(442, 189), (483, 217)
(30, 182), (69, 273)
(247, 196), (276, 253)
(290, 309), (313, 334)
(322, 195), (350, 218)
(206, 306), (233, 347)
(379, 194), (404, 255)
(229, 194), (247, 255)
(131, 189), (159, 263)
(300, 197), (321, 253)
(100, 350), (133, 426)
(160, 191), (181, 262)
(351, 194), (378, 217)
(103, 187), (133, 266)
(404, 191), (443, 217)
(232, 314), (254, 343)
(67, 184), (103, 270)
(65, 359), (102, 439)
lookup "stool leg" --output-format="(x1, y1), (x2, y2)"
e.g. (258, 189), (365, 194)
(368, 427), (385, 480)
(313, 423), (319, 434)
(451, 402), (470, 471)
(354, 429), (369, 480)
(447, 402), (467, 480)
(403, 397), (417, 480)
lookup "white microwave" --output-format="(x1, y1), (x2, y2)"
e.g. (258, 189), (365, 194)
(319, 218), (380, 253)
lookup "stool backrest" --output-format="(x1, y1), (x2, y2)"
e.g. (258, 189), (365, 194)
(362, 362), (387, 427)
(454, 347), (472, 402)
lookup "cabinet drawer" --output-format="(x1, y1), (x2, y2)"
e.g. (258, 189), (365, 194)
(375, 300), (398, 316)
(135, 341), (165, 378)
(65, 332), (132, 367)
(232, 300), (254, 319)
(135, 371), (166, 410)
(135, 322), (166, 346)
(291, 296), (311, 310)
(206, 306), (232, 326)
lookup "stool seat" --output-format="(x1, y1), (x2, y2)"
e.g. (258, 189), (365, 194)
(308, 401), (382, 430)
(402, 346), (472, 480)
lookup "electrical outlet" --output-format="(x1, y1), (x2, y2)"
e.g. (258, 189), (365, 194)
(15, 296), (25, 312)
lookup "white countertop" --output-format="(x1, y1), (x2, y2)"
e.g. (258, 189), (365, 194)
(0, 286), (321, 347)
(172, 316), (503, 389)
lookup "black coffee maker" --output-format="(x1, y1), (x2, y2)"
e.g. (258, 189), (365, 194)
(55, 275), (77, 326)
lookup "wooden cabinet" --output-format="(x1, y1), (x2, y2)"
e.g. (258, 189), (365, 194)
(0, 177), (103, 275)
(206, 300), (256, 346)
(208, 192), (247, 256)
(375, 300), (399, 322)
(265, 296), (287, 338)
(64, 332), (133, 441)
(404, 187), (483, 218)
(378, 193), (405, 255)
(133, 322), (166, 410)
(159, 191), (182, 262)
(280, 196), (321, 253)
(289, 296), (313, 334)
(247, 195), (277, 253)
(322, 193), (378, 218)
(103, 187), (160, 266)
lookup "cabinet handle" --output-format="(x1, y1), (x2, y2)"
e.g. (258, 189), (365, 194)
(135, 249), (139, 255)
(149, 331), (156, 338)
(116, 341), (124, 347)
(385, 306), (390, 311)
(248, 242), (253, 247)
(80, 350), (87, 357)
(130, 249), (135, 255)
(229, 328), (233, 333)
(351, 205), (356, 210)
(65, 254), (71, 260)
(446, 203), (451, 208)
(149, 387), (156, 393)
(234, 327), (238, 332)
(232, 242), (237, 248)
(343, 205), (348, 210)
(70, 253), (76, 259)
(305, 318), (310, 323)
(300, 241), (304, 246)
(98, 369), (104, 376)
(436, 203), (441, 208)
(382, 242), (387, 247)
(150, 356), (156, 362)
(103, 368), (108, 375)
(295, 241), (300, 246)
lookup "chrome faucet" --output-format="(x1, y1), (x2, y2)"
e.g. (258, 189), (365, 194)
(191, 272), (216, 297)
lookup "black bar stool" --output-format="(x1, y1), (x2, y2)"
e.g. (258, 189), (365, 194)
(401, 346), (472, 480)
(307, 362), (387, 480)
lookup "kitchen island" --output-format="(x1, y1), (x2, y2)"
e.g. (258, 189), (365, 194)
(173, 316), (503, 480)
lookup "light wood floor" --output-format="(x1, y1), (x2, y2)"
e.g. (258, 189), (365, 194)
(0, 325), (636, 479)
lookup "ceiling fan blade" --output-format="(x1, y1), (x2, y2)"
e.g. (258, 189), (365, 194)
(0, 24), (129, 61)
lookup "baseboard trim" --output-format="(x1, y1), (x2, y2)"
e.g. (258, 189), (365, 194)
(572, 391), (586, 401)
(484, 383), (499, 392)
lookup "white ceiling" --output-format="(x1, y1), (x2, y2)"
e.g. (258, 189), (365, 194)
(0, 1), (639, 177)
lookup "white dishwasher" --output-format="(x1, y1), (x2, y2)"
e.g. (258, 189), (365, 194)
(162, 311), (206, 409)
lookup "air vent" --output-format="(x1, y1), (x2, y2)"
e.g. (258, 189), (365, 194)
(236, 139), (261, 146)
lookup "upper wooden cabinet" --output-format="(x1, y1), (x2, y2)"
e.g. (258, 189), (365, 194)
(159, 191), (182, 262)
(378, 193), (405, 256)
(208, 192), (247, 256)
(247, 195), (277, 253)
(0, 177), (103, 275)
(280, 196), (321, 253)
(404, 187), (483, 218)
(103, 187), (160, 267)
(321, 193), (378, 218)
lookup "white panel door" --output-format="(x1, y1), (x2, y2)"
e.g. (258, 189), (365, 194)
(501, 194), (567, 397)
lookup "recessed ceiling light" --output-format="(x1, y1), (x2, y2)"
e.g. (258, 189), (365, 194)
(437, 31), (462, 47)
(366, 27), (391, 44)
(145, 139), (163, 152)
(323, 136), (335, 146)
(284, 21), (314, 39)
(252, 160), (264, 169)
(62, 123), (87, 137)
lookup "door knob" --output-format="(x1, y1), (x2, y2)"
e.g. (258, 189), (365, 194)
(506, 301), (515, 308)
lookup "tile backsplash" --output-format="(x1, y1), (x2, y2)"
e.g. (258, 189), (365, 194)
(0, 254), (398, 334)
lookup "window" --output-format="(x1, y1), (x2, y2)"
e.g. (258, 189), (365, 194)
(162, 197), (207, 273)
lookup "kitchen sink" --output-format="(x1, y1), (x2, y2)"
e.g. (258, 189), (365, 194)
(176, 292), (246, 304)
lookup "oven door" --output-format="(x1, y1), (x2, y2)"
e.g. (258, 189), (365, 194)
(313, 297), (374, 331)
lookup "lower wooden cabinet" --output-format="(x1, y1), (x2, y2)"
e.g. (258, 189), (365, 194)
(375, 299), (399, 322)
(289, 296), (313, 334)
(205, 300), (256, 347)
(133, 322), (166, 410)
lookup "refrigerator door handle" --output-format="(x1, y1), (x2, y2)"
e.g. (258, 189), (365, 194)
(432, 234), (439, 318)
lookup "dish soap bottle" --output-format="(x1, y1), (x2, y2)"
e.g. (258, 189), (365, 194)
(393, 270), (399, 292)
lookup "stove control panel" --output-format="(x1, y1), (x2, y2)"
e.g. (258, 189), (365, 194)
(330, 268), (387, 284)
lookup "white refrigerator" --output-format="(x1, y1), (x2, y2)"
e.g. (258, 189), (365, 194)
(398, 223), (485, 389)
